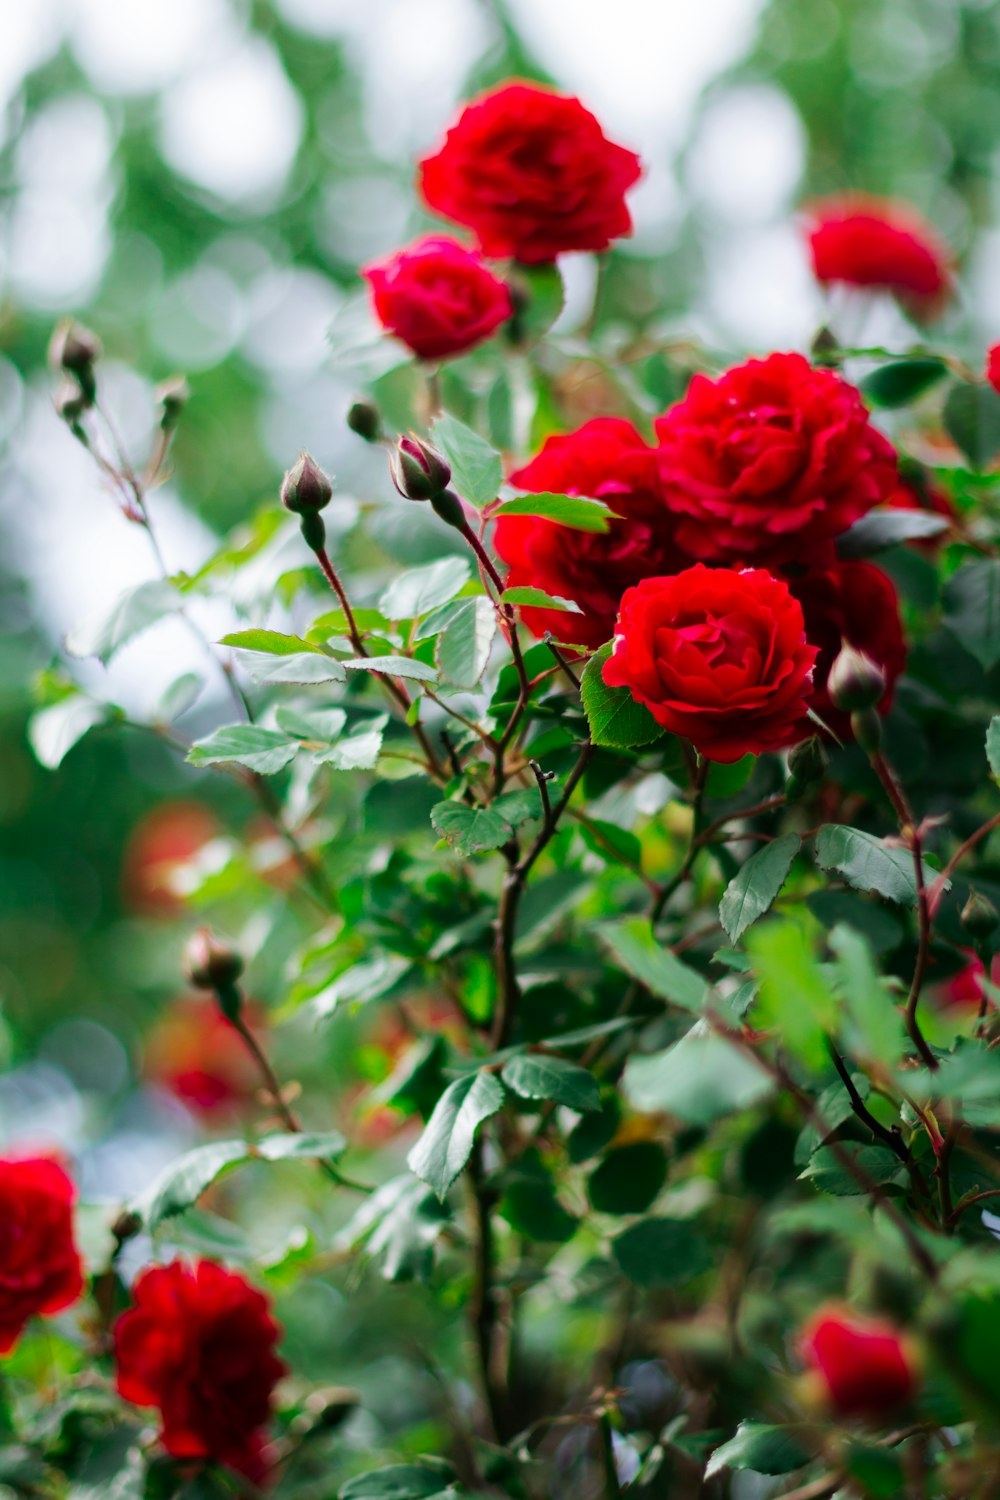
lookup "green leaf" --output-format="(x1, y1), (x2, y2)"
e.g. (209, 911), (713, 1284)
(836, 507), (949, 559)
(493, 491), (613, 532)
(187, 724), (297, 775)
(829, 923), (906, 1068)
(597, 918), (706, 1011)
(719, 835), (800, 944)
(612, 1217), (712, 1287)
(859, 357), (947, 409)
(220, 629), (320, 655)
(407, 1071), (505, 1200)
(313, 721), (386, 771)
(510, 261), (564, 340)
(989, 718), (1000, 780)
(581, 643), (665, 749)
(746, 917), (838, 1068)
(943, 380), (1000, 470)
(27, 696), (108, 769)
(380, 557), (471, 619)
(431, 412), (503, 508)
(944, 559), (1000, 672)
(340, 1460), (457, 1500)
(66, 579), (179, 664)
(342, 655), (439, 683)
(256, 1130), (347, 1162)
(588, 1141), (667, 1214)
(499, 1174), (578, 1243)
(232, 648), (345, 685)
(492, 786), (543, 828)
(136, 1140), (249, 1229)
(814, 824), (918, 906)
(340, 1176), (448, 1283)
(801, 1143), (904, 1196)
(501, 586), (583, 613)
(501, 1054), (600, 1113)
(705, 1423), (810, 1479)
(435, 595), (496, 686)
(624, 1023), (771, 1125)
(155, 671), (204, 722)
(430, 800), (515, 855)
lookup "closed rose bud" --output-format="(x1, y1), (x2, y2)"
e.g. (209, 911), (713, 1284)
(281, 453), (333, 515)
(827, 643), (886, 713)
(961, 888), (999, 941)
(184, 928), (244, 993)
(347, 400), (382, 443)
(800, 1305), (919, 1418)
(389, 434), (451, 501)
(49, 319), (102, 376)
(55, 380), (88, 425)
(156, 375), (190, 433)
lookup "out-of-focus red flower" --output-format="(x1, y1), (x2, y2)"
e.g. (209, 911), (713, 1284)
(654, 353), (897, 569)
(986, 345), (1000, 395)
(935, 951), (1000, 1013)
(144, 996), (264, 1117)
(122, 801), (219, 918)
(800, 1305), (919, 1418)
(805, 195), (952, 318)
(604, 565), (817, 763)
(362, 236), (512, 361)
(419, 81), (642, 264)
(495, 418), (686, 647)
(115, 1259), (286, 1482)
(0, 1155), (84, 1353)
(787, 559), (907, 742)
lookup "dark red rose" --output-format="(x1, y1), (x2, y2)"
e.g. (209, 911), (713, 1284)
(654, 353), (897, 569)
(0, 1156), (84, 1352)
(418, 81), (642, 264)
(800, 1306), (918, 1418)
(787, 559), (906, 741)
(934, 952), (999, 1015)
(144, 997), (265, 1117)
(603, 565), (817, 762)
(987, 344), (1000, 395)
(806, 195), (952, 317)
(495, 418), (686, 648)
(362, 236), (512, 361)
(115, 1259), (287, 1481)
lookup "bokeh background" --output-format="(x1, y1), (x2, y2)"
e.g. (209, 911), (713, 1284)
(2, 0), (1000, 1451)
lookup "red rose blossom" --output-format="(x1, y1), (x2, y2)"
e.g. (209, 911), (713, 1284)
(115, 1259), (287, 1481)
(654, 353), (897, 568)
(362, 236), (512, 361)
(419, 81), (642, 264)
(603, 565), (817, 762)
(495, 418), (686, 648)
(0, 1156), (84, 1353)
(806, 195), (952, 316)
(800, 1305), (918, 1418)
(987, 345), (1000, 395)
(788, 560), (906, 741)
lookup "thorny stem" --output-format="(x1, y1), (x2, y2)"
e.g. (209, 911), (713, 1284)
(827, 1041), (911, 1165)
(467, 1136), (506, 1442)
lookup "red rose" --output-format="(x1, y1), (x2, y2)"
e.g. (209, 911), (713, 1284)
(603, 565), (817, 762)
(115, 1259), (287, 1481)
(654, 353), (897, 569)
(362, 236), (512, 361)
(800, 1305), (918, 1418)
(806, 195), (952, 317)
(0, 1156), (84, 1352)
(935, 952), (999, 1014)
(787, 560), (906, 741)
(419, 81), (642, 264)
(144, 996), (265, 1117)
(495, 418), (685, 648)
(987, 344), (1000, 395)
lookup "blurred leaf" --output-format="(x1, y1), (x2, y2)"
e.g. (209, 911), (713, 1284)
(859, 357), (947, 408)
(436, 595), (496, 686)
(624, 1023), (771, 1124)
(499, 1168), (577, 1243)
(747, 918), (837, 1068)
(340, 1460), (457, 1500)
(339, 1176), (448, 1283)
(837, 507), (949, 558)
(65, 579), (179, 664)
(988, 717), (1000, 779)
(579, 817), (643, 869)
(719, 835), (800, 943)
(800, 1143), (903, 1196)
(581, 643), (664, 749)
(430, 412), (503, 508)
(510, 262), (565, 340)
(343, 654), (438, 683)
(313, 721), (386, 771)
(943, 381), (1000, 470)
(232, 648), (346, 685)
(154, 671), (204, 721)
(27, 696), (109, 770)
(829, 923), (906, 1068)
(943, 559), (1000, 671)
(612, 1217), (712, 1287)
(501, 1053), (600, 1112)
(407, 1070), (505, 1200)
(380, 558), (471, 619)
(588, 1141), (667, 1214)
(598, 917), (706, 1011)
(431, 800), (515, 855)
(187, 724), (297, 774)
(136, 1132), (348, 1229)
(501, 586), (583, 613)
(492, 786), (543, 828)
(492, 491), (612, 532)
(814, 825), (919, 906)
(705, 1423), (809, 1479)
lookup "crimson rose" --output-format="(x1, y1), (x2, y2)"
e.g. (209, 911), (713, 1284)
(115, 1259), (287, 1481)
(987, 344), (1000, 395)
(806, 195), (952, 317)
(419, 81), (642, 264)
(654, 352), (897, 568)
(0, 1155), (83, 1353)
(495, 418), (685, 648)
(788, 559), (906, 740)
(362, 236), (512, 361)
(603, 565), (817, 762)
(800, 1306), (918, 1418)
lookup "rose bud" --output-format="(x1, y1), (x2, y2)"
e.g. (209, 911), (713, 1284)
(49, 318), (102, 376)
(389, 434), (451, 501)
(156, 375), (190, 433)
(281, 452), (333, 515)
(54, 380), (88, 426)
(799, 1305), (919, 1419)
(347, 400), (382, 443)
(961, 888), (999, 942)
(183, 928), (244, 993)
(827, 643), (886, 714)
